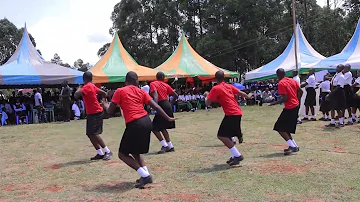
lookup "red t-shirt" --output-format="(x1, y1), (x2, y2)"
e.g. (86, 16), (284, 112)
(150, 81), (175, 101)
(278, 77), (300, 109)
(207, 82), (242, 116)
(81, 83), (103, 115)
(111, 85), (153, 124)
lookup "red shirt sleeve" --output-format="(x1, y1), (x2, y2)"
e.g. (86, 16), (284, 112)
(143, 91), (153, 104)
(207, 88), (218, 101)
(231, 85), (240, 95)
(278, 81), (287, 95)
(167, 84), (175, 95)
(150, 82), (156, 93)
(111, 89), (121, 105)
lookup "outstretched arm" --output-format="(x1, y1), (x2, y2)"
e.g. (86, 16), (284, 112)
(148, 100), (175, 122)
(269, 94), (288, 106)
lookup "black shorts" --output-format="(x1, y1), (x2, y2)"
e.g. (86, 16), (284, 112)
(119, 115), (152, 155)
(329, 86), (346, 110)
(152, 100), (175, 131)
(273, 106), (299, 134)
(86, 111), (103, 136)
(344, 85), (353, 108)
(320, 92), (330, 113)
(217, 115), (242, 138)
(305, 87), (316, 106)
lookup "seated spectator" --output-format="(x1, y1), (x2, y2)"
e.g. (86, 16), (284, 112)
(13, 99), (27, 124)
(72, 100), (81, 120)
(1, 107), (8, 126)
(262, 88), (275, 103)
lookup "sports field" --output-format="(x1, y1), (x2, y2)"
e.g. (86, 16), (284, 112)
(1, 106), (360, 202)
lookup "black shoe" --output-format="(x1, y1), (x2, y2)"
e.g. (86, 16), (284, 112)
(103, 151), (113, 161)
(90, 154), (104, 160)
(284, 147), (298, 155)
(352, 118), (357, 123)
(135, 175), (153, 189)
(284, 146), (299, 152)
(157, 146), (171, 154)
(227, 155), (244, 166)
(168, 147), (175, 152)
(311, 118), (317, 121)
(345, 121), (354, 126)
(319, 117), (326, 121)
(302, 117), (309, 121)
(297, 120), (302, 124)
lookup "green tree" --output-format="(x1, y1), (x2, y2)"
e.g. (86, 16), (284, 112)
(74, 59), (91, 72)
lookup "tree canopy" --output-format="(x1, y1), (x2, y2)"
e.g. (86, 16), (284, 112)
(102, 0), (359, 76)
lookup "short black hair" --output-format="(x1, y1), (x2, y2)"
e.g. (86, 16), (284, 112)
(126, 71), (138, 85)
(276, 68), (286, 77)
(83, 71), (93, 82)
(156, 72), (165, 81)
(345, 64), (351, 69)
(215, 70), (225, 82)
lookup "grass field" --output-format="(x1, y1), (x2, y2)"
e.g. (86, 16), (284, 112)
(1, 106), (360, 202)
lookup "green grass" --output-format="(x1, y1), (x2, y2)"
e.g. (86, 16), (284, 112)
(1, 106), (360, 202)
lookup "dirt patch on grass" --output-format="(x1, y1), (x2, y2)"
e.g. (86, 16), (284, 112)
(321, 139), (341, 143)
(44, 164), (62, 170)
(250, 160), (310, 174)
(1, 184), (15, 192)
(267, 144), (287, 149)
(45, 185), (63, 192)
(104, 161), (119, 165)
(171, 193), (201, 201)
(330, 146), (347, 153)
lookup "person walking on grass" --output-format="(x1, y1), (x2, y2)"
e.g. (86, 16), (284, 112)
(204, 70), (252, 166)
(74, 71), (113, 161)
(102, 71), (175, 189)
(269, 68), (302, 155)
(150, 72), (178, 154)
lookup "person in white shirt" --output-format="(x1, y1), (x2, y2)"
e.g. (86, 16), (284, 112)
(326, 64), (346, 128)
(72, 100), (81, 120)
(292, 70), (303, 124)
(343, 64), (354, 124)
(34, 88), (46, 123)
(141, 82), (150, 94)
(301, 68), (317, 121)
(317, 77), (331, 121)
(351, 70), (360, 123)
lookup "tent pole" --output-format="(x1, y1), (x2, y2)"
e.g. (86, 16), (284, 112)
(292, 0), (299, 71)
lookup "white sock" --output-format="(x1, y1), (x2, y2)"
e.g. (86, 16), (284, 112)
(231, 137), (236, 142)
(352, 113), (357, 120)
(348, 118), (353, 123)
(96, 149), (104, 155)
(160, 140), (168, 147)
(167, 141), (174, 148)
(103, 146), (110, 153)
(229, 146), (241, 158)
(291, 139), (298, 147)
(297, 117), (301, 121)
(142, 166), (148, 172)
(304, 115), (308, 118)
(286, 140), (296, 147)
(339, 117), (344, 124)
(331, 119), (335, 124)
(137, 167), (150, 177)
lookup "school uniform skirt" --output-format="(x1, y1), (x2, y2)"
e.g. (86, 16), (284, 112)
(305, 87), (316, 106)
(86, 111), (104, 136)
(329, 86), (346, 110)
(217, 115), (242, 138)
(273, 106), (299, 134)
(119, 115), (152, 155)
(344, 85), (354, 108)
(152, 100), (175, 131)
(319, 92), (330, 113)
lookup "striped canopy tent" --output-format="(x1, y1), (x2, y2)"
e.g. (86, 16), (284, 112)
(90, 33), (157, 83)
(245, 23), (326, 81)
(155, 34), (239, 79)
(0, 26), (83, 86)
(308, 19), (360, 69)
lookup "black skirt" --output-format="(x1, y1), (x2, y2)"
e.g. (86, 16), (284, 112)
(273, 106), (299, 134)
(119, 115), (152, 155)
(354, 87), (360, 109)
(319, 92), (330, 113)
(305, 87), (316, 107)
(86, 111), (104, 136)
(344, 85), (354, 108)
(152, 100), (175, 131)
(329, 86), (346, 110)
(217, 115), (242, 138)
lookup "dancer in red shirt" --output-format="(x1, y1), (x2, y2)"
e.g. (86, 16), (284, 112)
(74, 72), (113, 160)
(205, 70), (252, 166)
(103, 71), (175, 189)
(269, 68), (302, 155)
(150, 72), (178, 154)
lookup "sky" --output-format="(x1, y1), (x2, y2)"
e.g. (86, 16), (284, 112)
(0, 0), (327, 66)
